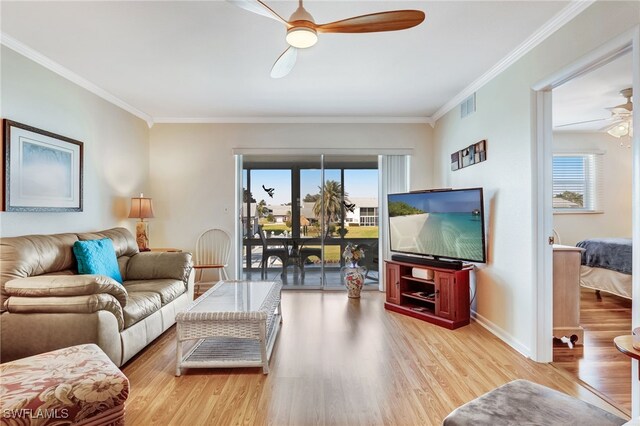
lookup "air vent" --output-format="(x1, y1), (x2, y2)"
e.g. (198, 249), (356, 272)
(460, 93), (476, 118)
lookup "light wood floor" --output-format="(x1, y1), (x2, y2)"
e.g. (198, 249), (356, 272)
(122, 291), (629, 425)
(553, 288), (632, 415)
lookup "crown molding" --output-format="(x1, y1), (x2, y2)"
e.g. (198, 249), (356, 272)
(154, 116), (433, 125)
(429, 0), (597, 123)
(0, 33), (430, 127)
(1, 33), (154, 128)
(2, 0), (594, 129)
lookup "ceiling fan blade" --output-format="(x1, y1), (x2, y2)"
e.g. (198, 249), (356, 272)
(270, 47), (298, 79)
(600, 119), (625, 132)
(555, 118), (609, 128)
(227, 0), (289, 26)
(316, 10), (425, 34)
(607, 105), (633, 115)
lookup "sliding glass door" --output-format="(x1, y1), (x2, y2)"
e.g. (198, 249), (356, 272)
(298, 166), (323, 286)
(241, 155), (378, 289)
(343, 168), (379, 284)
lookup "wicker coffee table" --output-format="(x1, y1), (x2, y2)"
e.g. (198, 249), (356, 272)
(175, 280), (282, 375)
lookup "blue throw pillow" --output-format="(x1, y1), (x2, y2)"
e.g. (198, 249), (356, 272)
(73, 238), (123, 284)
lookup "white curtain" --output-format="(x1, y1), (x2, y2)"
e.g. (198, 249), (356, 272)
(378, 155), (410, 291)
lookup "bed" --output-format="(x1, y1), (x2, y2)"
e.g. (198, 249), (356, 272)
(576, 238), (632, 300)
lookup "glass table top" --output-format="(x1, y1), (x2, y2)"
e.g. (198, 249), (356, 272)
(188, 280), (277, 313)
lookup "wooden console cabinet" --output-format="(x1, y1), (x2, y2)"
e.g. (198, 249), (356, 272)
(384, 259), (471, 329)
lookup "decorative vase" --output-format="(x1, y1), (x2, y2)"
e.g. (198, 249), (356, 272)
(342, 264), (365, 298)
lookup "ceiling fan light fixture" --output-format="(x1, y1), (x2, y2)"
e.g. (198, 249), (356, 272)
(607, 120), (631, 138)
(286, 27), (318, 48)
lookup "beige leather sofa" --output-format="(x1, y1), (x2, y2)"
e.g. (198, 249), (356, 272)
(0, 228), (194, 366)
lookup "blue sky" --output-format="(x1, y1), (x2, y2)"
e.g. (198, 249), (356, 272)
(552, 156), (585, 195)
(245, 169), (378, 205)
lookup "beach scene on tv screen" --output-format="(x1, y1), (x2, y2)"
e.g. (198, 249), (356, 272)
(389, 190), (484, 262)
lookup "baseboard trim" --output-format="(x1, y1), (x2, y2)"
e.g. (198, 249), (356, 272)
(471, 310), (531, 358)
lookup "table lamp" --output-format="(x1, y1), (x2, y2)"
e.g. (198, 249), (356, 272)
(128, 193), (154, 252)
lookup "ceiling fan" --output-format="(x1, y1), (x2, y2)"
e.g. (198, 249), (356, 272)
(556, 88), (633, 138)
(228, 0), (426, 78)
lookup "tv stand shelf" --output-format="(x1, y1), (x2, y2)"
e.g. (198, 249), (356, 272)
(385, 259), (470, 329)
(402, 292), (436, 304)
(400, 275), (435, 285)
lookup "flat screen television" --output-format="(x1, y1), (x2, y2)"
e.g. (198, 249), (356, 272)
(387, 188), (486, 263)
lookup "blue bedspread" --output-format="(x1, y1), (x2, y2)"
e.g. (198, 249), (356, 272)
(576, 238), (632, 275)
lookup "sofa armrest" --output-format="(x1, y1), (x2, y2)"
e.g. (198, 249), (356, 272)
(126, 252), (193, 284)
(4, 275), (127, 306)
(4, 294), (125, 331)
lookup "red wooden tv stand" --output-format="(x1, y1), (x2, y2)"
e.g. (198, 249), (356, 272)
(384, 259), (471, 329)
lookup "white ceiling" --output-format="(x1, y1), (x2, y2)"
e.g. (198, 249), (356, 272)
(1, 1), (572, 121)
(553, 52), (633, 132)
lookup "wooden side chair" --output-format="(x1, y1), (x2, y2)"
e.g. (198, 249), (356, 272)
(194, 228), (231, 294)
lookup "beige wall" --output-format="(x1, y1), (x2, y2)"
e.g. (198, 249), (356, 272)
(432, 1), (640, 355)
(0, 47), (150, 237)
(553, 132), (633, 246)
(149, 123), (434, 275)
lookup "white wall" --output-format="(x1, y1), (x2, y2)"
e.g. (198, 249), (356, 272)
(432, 1), (640, 356)
(149, 123), (433, 275)
(0, 47), (150, 237)
(553, 132), (633, 246)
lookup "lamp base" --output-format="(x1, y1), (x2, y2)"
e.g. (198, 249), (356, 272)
(135, 221), (150, 252)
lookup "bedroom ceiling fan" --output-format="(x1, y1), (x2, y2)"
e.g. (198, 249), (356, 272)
(228, 0), (426, 78)
(603, 88), (633, 141)
(556, 88), (633, 140)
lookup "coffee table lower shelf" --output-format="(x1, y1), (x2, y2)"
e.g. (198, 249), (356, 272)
(176, 317), (281, 375)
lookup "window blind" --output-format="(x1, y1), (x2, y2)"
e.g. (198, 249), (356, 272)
(552, 153), (603, 211)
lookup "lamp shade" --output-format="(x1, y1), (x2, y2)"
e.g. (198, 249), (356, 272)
(128, 194), (154, 219)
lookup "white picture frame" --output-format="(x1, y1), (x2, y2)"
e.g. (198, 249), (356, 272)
(3, 120), (83, 212)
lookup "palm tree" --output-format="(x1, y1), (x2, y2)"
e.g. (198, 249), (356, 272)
(243, 188), (256, 203)
(313, 180), (348, 235)
(256, 199), (269, 218)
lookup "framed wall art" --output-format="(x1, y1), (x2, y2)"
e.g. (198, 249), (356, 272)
(3, 120), (83, 212)
(451, 139), (487, 171)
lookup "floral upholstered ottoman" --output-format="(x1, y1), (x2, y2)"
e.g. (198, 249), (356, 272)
(1, 344), (129, 425)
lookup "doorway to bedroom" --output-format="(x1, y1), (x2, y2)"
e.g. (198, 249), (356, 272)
(549, 51), (633, 414)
